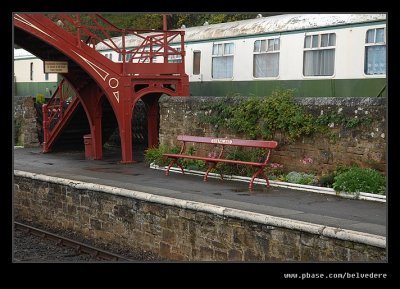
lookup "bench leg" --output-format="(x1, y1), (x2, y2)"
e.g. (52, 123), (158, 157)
(165, 159), (184, 176)
(249, 167), (269, 190)
(204, 162), (218, 182)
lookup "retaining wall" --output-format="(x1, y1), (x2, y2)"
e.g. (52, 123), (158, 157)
(14, 171), (386, 261)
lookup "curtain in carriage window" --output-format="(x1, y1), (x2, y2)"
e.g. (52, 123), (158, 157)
(303, 33), (336, 76)
(303, 49), (335, 76)
(365, 28), (386, 75)
(253, 38), (280, 78)
(212, 43), (234, 79)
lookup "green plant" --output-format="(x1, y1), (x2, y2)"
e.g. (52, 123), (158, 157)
(333, 165), (352, 177)
(286, 171), (317, 185)
(265, 162), (285, 178)
(144, 145), (180, 166)
(201, 90), (374, 143)
(182, 159), (205, 171)
(318, 174), (335, 188)
(201, 89), (323, 142)
(14, 117), (23, 145)
(36, 93), (45, 104)
(333, 167), (386, 195)
(215, 147), (265, 176)
(187, 145), (196, 156)
(316, 112), (372, 129)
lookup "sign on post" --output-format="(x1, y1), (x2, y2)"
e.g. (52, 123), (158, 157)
(44, 61), (68, 73)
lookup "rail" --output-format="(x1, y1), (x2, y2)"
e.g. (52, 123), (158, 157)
(15, 222), (132, 261)
(49, 14), (185, 70)
(42, 78), (79, 146)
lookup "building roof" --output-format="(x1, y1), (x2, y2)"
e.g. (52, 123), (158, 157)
(14, 48), (34, 59)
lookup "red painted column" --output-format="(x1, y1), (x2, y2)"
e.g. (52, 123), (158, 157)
(146, 96), (160, 148)
(91, 104), (103, 160)
(119, 81), (134, 163)
(79, 84), (104, 160)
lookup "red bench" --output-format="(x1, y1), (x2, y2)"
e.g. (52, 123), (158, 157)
(162, 135), (278, 190)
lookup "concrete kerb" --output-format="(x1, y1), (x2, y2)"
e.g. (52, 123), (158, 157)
(150, 164), (386, 203)
(14, 170), (386, 248)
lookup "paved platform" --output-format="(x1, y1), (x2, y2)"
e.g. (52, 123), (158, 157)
(13, 147), (386, 237)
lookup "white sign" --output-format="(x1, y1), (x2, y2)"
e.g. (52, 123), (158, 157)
(211, 138), (233, 145)
(44, 61), (68, 73)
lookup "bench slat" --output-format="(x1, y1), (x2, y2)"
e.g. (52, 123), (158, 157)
(162, 153), (266, 167)
(177, 135), (277, 149)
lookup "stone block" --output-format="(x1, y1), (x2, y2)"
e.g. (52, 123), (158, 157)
(243, 249), (260, 261)
(214, 250), (228, 261)
(199, 246), (214, 261)
(228, 249), (243, 261)
(300, 245), (319, 261)
(300, 232), (316, 247)
(160, 241), (171, 257)
(162, 229), (176, 243)
(89, 217), (102, 230)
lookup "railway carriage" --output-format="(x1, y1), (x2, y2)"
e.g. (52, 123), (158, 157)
(14, 14), (386, 97)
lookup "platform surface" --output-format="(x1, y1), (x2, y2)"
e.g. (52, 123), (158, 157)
(13, 147), (386, 237)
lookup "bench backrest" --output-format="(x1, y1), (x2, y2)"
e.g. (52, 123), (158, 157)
(177, 135), (278, 149)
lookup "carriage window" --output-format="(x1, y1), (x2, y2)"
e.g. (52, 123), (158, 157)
(212, 43), (234, 79)
(193, 51), (201, 75)
(45, 73), (49, 81)
(118, 53), (122, 62)
(303, 33), (336, 76)
(253, 38), (280, 78)
(168, 47), (182, 63)
(365, 28), (386, 75)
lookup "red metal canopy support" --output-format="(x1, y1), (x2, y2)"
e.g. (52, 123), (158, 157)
(14, 13), (189, 163)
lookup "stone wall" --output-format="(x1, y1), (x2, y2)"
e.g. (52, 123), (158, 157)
(159, 96), (386, 174)
(13, 96), (40, 147)
(14, 173), (386, 261)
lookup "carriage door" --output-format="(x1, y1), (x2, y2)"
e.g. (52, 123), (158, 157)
(191, 50), (202, 81)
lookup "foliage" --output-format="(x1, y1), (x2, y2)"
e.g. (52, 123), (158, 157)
(201, 89), (373, 142)
(14, 117), (23, 145)
(286, 171), (317, 185)
(265, 162), (285, 178)
(333, 167), (386, 195)
(102, 14), (164, 30)
(316, 112), (372, 129)
(144, 145), (205, 170)
(201, 89), (321, 141)
(215, 147), (265, 177)
(165, 13), (258, 29)
(65, 13), (260, 34)
(333, 165), (352, 177)
(35, 94), (45, 104)
(181, 159), (206, 171)
(144, 145), (179, 166)
(318, 174), (335, 188)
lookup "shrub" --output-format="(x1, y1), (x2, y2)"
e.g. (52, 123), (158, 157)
(144, 145), (179, 166)
(215, 147), (264, 176)
(265, 162), (285, 177)
(14, 117), (23, 145)
(182, 159), (205, 171)
(318, 174), (335, 188)
(333, 167), (386, 195)
(36, 93), (45, 104)
(286, 171), (317, 185)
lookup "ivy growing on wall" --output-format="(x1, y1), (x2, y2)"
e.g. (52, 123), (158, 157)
(200, 89), (373, 141)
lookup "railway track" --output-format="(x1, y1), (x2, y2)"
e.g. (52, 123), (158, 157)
(14, 222), (133, 261)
